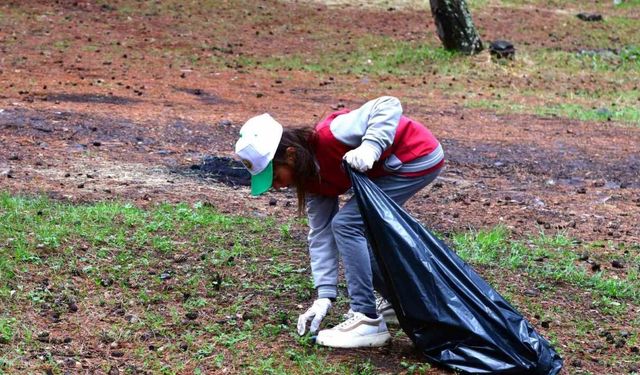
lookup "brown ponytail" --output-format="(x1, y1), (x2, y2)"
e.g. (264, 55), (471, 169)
(273, 127), (318, 214)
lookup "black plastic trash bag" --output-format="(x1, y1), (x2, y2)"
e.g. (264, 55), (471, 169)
(346, 166), (563, 374)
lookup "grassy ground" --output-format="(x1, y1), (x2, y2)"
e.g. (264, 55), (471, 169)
(1, 195), (638, 373)
(2, 0), (639, 126)
(1, 0), (639, 373)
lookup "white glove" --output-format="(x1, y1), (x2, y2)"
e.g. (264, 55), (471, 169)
(297, 298), (332, 335)
(343, 143), (380, 172)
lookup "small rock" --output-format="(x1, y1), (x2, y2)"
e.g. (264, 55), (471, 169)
(269, 198), (277, 206)
(68, 303), (78, 312)
(64, 358), (76, 367)
(160, 271), (172, 280)
(111, 350), (125, 357)
(532, 197), (545, 207)
(173, 254), (188, 263)
(179, 342), (189, 351)
(37, 332), (50, 343)
(489, 40), (516, 59)
(604, 332), (615, 343)
(185, 311), (198, 320)
(611, 260), (624, 268)
(577, 187), (587, 194)
(577, 13), (603, 22)
(596, 107), (613, 119)
(524, 289), (539, 297)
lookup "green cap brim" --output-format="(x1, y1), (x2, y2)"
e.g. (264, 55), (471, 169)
(251, 161), (273, 196)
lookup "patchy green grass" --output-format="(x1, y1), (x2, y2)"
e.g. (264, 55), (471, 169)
(0, 317), (15, 345)
(616, 0), (640, 7)
(1, 193), (638, 372)
(0, 193), (326, 373)
(535, 103), (640, 123)
(461, 45), (640, 124)
(1, 193), (434, 373)
(452, 226), (640, 307)
(465, 96), (640, 125)
(6, 0), (639, 128)
(257, 38), (461, 76)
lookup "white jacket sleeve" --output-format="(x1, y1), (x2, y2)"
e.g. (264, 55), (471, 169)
(306, 194), (340, 299)
(329, 96), (402, 159)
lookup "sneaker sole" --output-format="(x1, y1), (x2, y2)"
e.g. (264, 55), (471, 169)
(316, 332), (391, 348)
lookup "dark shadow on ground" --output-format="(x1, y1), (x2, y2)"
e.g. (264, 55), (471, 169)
(46, 93), (142, 105)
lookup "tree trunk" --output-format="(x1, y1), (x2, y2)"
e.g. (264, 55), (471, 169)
(429, 0), (483, 55)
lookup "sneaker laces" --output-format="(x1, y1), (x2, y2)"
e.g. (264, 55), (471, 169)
(375, 296), (387, 310)
(335, 312), (363, 329)
(342, 309), (355, 320)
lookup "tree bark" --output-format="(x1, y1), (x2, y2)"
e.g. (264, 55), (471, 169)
(429, 0), (483, 55)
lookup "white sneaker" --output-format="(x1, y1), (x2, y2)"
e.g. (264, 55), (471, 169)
(316, 312), (391, 348)
(376, 297), (399, 325)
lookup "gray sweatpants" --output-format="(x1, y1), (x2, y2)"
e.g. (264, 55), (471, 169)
(306, 169), (441, 316)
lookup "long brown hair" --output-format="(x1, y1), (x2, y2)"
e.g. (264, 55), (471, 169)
(273, 127), (318, 214)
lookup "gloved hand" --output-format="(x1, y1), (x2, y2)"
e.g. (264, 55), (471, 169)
(343, 143), (379, 172)
(297, 298), (332, 335)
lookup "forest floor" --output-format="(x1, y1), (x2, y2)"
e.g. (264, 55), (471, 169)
(0, 0), (639, 374)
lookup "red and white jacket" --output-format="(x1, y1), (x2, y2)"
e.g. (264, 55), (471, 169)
(306, 98), (444, 196)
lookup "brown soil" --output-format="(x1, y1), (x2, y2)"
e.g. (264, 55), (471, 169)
(1, 1), (639, 374)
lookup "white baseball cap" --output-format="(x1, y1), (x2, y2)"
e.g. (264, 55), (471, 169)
(234, 113), (283, 196)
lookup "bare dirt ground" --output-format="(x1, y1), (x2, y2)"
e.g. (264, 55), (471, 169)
(1, 0), (639, 374)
